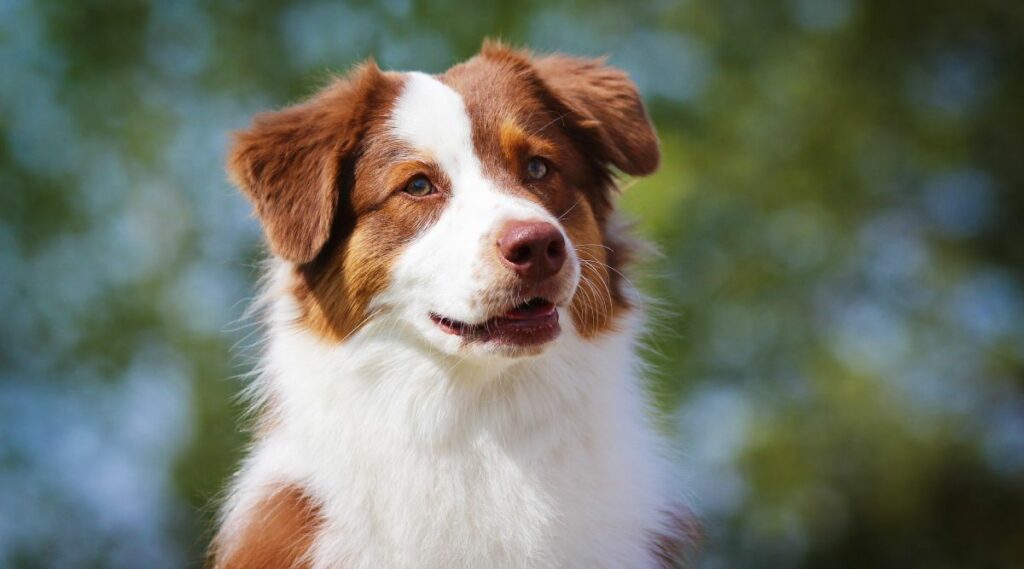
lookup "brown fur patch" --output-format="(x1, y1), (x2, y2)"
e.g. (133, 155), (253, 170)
(212, 485), (324, 569)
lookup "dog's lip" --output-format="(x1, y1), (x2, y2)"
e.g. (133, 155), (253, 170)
(429, 298), (561, 346)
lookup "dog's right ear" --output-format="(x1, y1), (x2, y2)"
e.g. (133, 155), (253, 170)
(228, 61), (385, 264)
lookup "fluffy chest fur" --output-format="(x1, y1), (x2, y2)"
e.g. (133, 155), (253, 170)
(213, 42), (686, 568)
(223, 289), (671, 569)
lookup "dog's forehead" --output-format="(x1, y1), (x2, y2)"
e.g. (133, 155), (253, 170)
(386, 59), (549, 167)
(438, 55), (540, 112)
(388, 72), (477, 174)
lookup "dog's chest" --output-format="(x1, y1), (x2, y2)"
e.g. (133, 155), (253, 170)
(299, 424), (658, 569)
(254, 326), (669, 569)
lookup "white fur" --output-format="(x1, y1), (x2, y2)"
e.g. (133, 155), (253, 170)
(220, 73), (676, 569)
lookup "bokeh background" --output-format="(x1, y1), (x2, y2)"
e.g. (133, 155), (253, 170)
(3, 0), (1024, 567)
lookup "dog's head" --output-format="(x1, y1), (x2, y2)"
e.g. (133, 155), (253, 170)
(230, 43), (658, 359)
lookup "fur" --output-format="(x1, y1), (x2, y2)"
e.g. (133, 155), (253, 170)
(213, 42), (687, 569)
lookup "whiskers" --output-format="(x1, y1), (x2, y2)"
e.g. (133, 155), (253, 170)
(558, 198), (582, 222)
(573, 242), (643, 315)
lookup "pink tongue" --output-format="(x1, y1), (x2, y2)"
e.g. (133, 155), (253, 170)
(504, 301), (555, 320)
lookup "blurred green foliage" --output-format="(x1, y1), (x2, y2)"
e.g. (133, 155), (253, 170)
(2, 0), (1023, 567)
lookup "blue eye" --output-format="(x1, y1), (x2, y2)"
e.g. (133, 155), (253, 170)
(527, 157), (548, 180)
(404, 175), (435, 197)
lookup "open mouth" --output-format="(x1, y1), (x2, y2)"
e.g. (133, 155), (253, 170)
(430, 298), (561, 347)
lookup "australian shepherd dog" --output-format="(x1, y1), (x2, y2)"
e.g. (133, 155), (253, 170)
(212, 41), (690, 569)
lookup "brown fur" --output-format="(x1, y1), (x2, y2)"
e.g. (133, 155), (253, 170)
(530, 49), (660, 177)
(212, 485), (323, 569)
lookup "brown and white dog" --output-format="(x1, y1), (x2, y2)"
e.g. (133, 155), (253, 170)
(213, 42), (688, 569)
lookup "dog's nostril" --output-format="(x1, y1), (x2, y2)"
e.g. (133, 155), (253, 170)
(510, 244), (532, 264)
(497, 220), (566, 281)
(547, 240), (564, 260)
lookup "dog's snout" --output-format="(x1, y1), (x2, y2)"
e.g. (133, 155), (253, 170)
(497, 221), (567, 281)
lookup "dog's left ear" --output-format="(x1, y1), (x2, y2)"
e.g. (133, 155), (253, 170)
(228, 61), (385, 264)
(531, 54), (660, 177)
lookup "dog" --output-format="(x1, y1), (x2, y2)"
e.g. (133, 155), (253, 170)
(212, 41), (690, 569)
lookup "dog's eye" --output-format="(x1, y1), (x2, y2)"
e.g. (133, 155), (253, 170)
(526, 157), (548, 180)
(403, 175), (435, 197)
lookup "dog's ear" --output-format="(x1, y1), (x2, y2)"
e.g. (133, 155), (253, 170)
(228, 61), (384, 264)
(531, 54), (659, 177)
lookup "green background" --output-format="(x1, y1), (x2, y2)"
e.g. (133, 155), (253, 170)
(2, 0), (1023, 567)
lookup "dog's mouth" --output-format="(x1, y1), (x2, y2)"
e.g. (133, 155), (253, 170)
(430, 298), (560, 347)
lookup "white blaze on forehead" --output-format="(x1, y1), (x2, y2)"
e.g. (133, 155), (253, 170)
(390, 72), (479, 177)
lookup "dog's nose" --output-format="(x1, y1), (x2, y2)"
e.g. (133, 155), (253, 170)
(497, 221), (567, 280)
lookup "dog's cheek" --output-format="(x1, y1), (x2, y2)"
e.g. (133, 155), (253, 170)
(385, 199), (480, 321)
(561, 197), (622, 338)
(293, 198), (437, 342)
(292, 227), (391, 343)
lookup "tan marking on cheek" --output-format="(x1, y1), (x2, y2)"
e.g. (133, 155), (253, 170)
(294, 225), (395, 343)
(212, 485), (322, 569)
(295, 197), (446, 343)
(563, 197), (628, 338)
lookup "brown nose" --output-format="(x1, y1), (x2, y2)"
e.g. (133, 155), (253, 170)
(497, 221), (567, 280)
